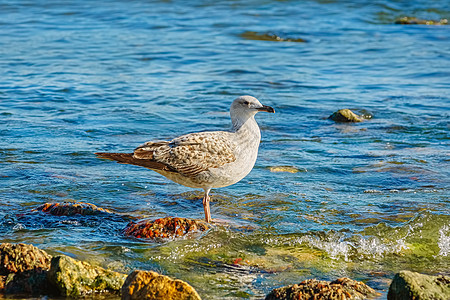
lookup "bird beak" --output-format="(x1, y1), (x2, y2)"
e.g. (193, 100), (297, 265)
(257, 105), (275, 113)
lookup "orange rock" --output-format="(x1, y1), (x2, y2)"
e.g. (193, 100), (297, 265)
(123, 217), (209, 239)
(122, 270), (201, 300)
(34, 202), (112, 216)
(0, 243), (51, 275)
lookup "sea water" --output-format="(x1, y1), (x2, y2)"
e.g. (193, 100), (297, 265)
(0, 0), (449, 298)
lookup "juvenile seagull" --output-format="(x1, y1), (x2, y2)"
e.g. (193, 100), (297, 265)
(96, 96), (274, 223)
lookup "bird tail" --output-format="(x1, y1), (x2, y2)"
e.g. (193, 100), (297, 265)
(95, 152), (170, 171)
(95, 152), (135, 163)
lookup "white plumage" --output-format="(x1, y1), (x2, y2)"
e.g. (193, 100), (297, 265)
(96, 95), (275, 222)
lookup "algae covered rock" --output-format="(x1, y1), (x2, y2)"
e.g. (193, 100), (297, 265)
(122, 270), (201, 300)
(35, 201), (112, 216)
(266, 277), (378, 300)
(328, 109), (363, 122)
(388, 270), (450, 300)
(123, 217), (209, 239)
(395, 17), (448, 25)
(268, 166), (303, 173)
(48, 255), (126, 297)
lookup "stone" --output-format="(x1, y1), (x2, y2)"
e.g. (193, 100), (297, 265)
(0, 243), (53, 295)
(240, 31), (306, 42)
(328, 109), (363, 122)
(123, 217), (209, 239)
(121, 270), (201, 300)
(0, 243), (52, 275)
(48, 255), (126, 297)
(395, 17), (448, 25)
(34, 201), (112, 216)
(265, 277), (378, 300)
(268, 166), (302, 173)
(388, 270), (450, 300)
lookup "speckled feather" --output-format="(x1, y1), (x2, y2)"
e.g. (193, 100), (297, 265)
(134, 131), (237, 177)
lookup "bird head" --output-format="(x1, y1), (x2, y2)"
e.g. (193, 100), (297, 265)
(231, 96), (275, 116)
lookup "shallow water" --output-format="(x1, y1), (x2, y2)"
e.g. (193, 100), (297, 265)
(0, 0), (449, 299)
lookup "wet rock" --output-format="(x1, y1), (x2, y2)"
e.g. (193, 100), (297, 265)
(122, 270), (201, 300)
(0, 243), (53, 295)
(0, 243), (52, 274)
(34, 201), (112, 216)
(328, 109), (363, 122)
(388, 270), (450, 300)
(48, 255), (126, 297)
(240, 31), (306, 42)
(123, 217), (209, 239)
(265, 277), (378, 300)
(268, 166), (303, 173)
(0, 270), (51, 295)
(395, 17), (448, 25)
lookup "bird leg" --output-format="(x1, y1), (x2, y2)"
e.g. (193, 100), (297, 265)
(202, 189), (212, 223)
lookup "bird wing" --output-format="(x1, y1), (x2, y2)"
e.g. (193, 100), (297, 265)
(133, 131), (237, 176)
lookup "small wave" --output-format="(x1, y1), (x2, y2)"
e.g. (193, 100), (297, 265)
(438, 225), (450, 257)
(292, 232), (408, 261)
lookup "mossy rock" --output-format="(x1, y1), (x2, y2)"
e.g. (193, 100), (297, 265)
(395, 17), (448, 25)
(388, 270), (450, 300)
(48, 255), (126, 297)
(268, 166), (303, 173)
(329, 109), (363, 122)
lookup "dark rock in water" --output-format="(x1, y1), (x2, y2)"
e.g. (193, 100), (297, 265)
(395, 17), (448, 25)
(122, 270), (201, 300)
(34, 201), (112, 216)
(0, 243), (53, 295)
(0, 269), (51, 295)
(240, 31), (306, 42)
(265, 277), (378, 300)
(388, 270), (450, 300)
(123, 217), (209, 239)
(328, 109), (363, 122)
(48, 255), (126, 297)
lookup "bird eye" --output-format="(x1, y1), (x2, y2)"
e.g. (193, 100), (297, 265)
(243, 101), (249, 105)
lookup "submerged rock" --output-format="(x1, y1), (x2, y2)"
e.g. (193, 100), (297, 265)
(265, 277), (378, 300)
(328, 109), (363, 122)
(123, 217), (209, 239)
(48, 255), (126, 297)
(395, 17), (448, 25)
(240, 31), (306, 42)
(122, 270), (201, 300)
(268, 166), (303, 173)
(388, 270), (450, 300)
(35, 201), (112, 216)
(0, 243), (53, 295)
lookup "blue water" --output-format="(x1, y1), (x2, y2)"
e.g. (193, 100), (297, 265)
(1, 0), (449, 299)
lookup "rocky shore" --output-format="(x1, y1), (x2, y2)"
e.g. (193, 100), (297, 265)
(2, 202), (448, 299)
(2, 241), (449, 299)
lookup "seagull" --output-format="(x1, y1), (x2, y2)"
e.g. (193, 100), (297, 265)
(96, 96), (275, 223)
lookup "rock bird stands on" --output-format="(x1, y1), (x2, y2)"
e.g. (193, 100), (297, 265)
(96, 96), (275, 223)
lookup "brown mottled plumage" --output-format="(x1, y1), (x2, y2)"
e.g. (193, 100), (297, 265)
(96, 96), (274, 223)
